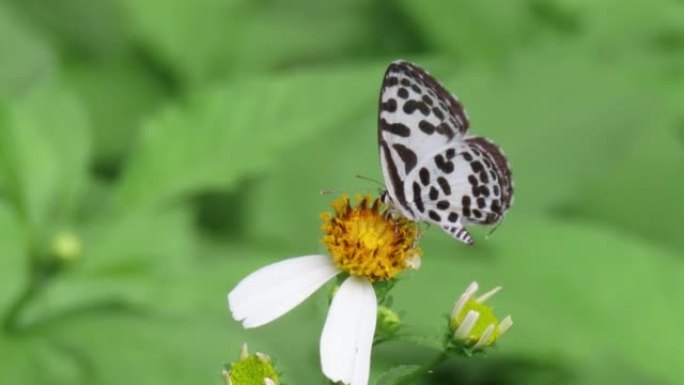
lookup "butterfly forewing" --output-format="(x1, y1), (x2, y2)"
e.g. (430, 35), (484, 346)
(377, 60), (514, 245)
(378, 61), (470, 219)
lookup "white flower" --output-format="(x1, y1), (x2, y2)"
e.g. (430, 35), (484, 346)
(228, 195), (421, 385)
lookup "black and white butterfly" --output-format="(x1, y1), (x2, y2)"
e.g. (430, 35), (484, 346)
(378, 60), (513, 245)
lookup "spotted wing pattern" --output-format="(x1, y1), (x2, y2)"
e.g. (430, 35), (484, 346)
(378, 60), (513, 245)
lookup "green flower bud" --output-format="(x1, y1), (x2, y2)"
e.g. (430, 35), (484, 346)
(223, 344), (279, 385)
(449, 282), (513, 351)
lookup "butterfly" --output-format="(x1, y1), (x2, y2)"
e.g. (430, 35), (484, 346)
(378, 60), (513, 245)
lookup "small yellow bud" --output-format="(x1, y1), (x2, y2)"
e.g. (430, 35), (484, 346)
(52, 231), (82, 263)
(377, 305), (401, 336)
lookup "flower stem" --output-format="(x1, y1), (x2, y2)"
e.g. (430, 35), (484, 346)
(394, 351), (450, 385)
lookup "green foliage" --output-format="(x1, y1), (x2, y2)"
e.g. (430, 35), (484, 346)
(0, 4), (57, 97)
(0, 86), (89, 228)
(0, 0), (682, 384)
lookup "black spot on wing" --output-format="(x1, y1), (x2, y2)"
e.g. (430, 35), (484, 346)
(403, 100), (430, 115)
(384, 61), (470, 135)
(434, 155), (455, 174)
(429, 186), (439, 200)
(491, 199), (501, 214)
(435, 123), (455, 140)
(398, 88), (409, 99)
(412, 182), (425, 213)
(432, 107), (445, 120)
(379, 140), (413, 217)
(428, 210), (441, 222)
(418, 120), (435, 134)
(381, 120), (411, 137)
(392, 143), (418, 174)
(419, 168), (430, 186)
(471, 161), (484, 173)
(437, 176), (451, 195)
(381, 98), (397, 112)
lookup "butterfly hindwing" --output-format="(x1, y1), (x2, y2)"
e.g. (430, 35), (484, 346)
(402, 143), (474, 244)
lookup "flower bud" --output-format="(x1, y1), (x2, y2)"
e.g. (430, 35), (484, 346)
(448, 282), (512, 351)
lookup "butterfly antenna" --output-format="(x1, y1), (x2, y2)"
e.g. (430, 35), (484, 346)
(484, 221), (504, 240)
(355, 174), (385, 187)
(320, 188), (342, 195)
(320, 187), (379, 195)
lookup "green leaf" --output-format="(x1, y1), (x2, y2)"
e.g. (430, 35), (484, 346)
(391, 331), (443, 351)
(0, 332), (84, 385)
(38, 310), (244, 385)
(0, 4), (57, 96)
(6, 0), (132, 59)
(554, 0), (684, 51)
(66, 57), (168, 165)
(26, 208), (196, 322)
(0, 202), (27, 316)
(0, 86), (90, 230)
(397, 0), (532, 62)
(121, 0), (376, 85)
(569, 75), (684, 252)
(112, 63), (381, 214)
(375, 364), (421, 385)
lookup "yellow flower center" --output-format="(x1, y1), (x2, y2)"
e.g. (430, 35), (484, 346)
(320, 194), (421, 281)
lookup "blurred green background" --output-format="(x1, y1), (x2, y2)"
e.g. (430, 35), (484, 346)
(0, 0), (683, 384)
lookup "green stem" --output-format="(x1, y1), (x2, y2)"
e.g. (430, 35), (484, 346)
(394, 351), (451, 385)
(2, 262), (56, 333)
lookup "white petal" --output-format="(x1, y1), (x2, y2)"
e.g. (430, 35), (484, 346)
(222, 370), (231, 385)
(228, 255), (339, 328)
(473, 324), (495, 349)
(320, 276), (377, 385)
(498, 315), (513, 336)
(463, 281), (479, 299)
(451, 281), (479, 319)
(454, 310), (479, 339)
(476, 286), (501, 303)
